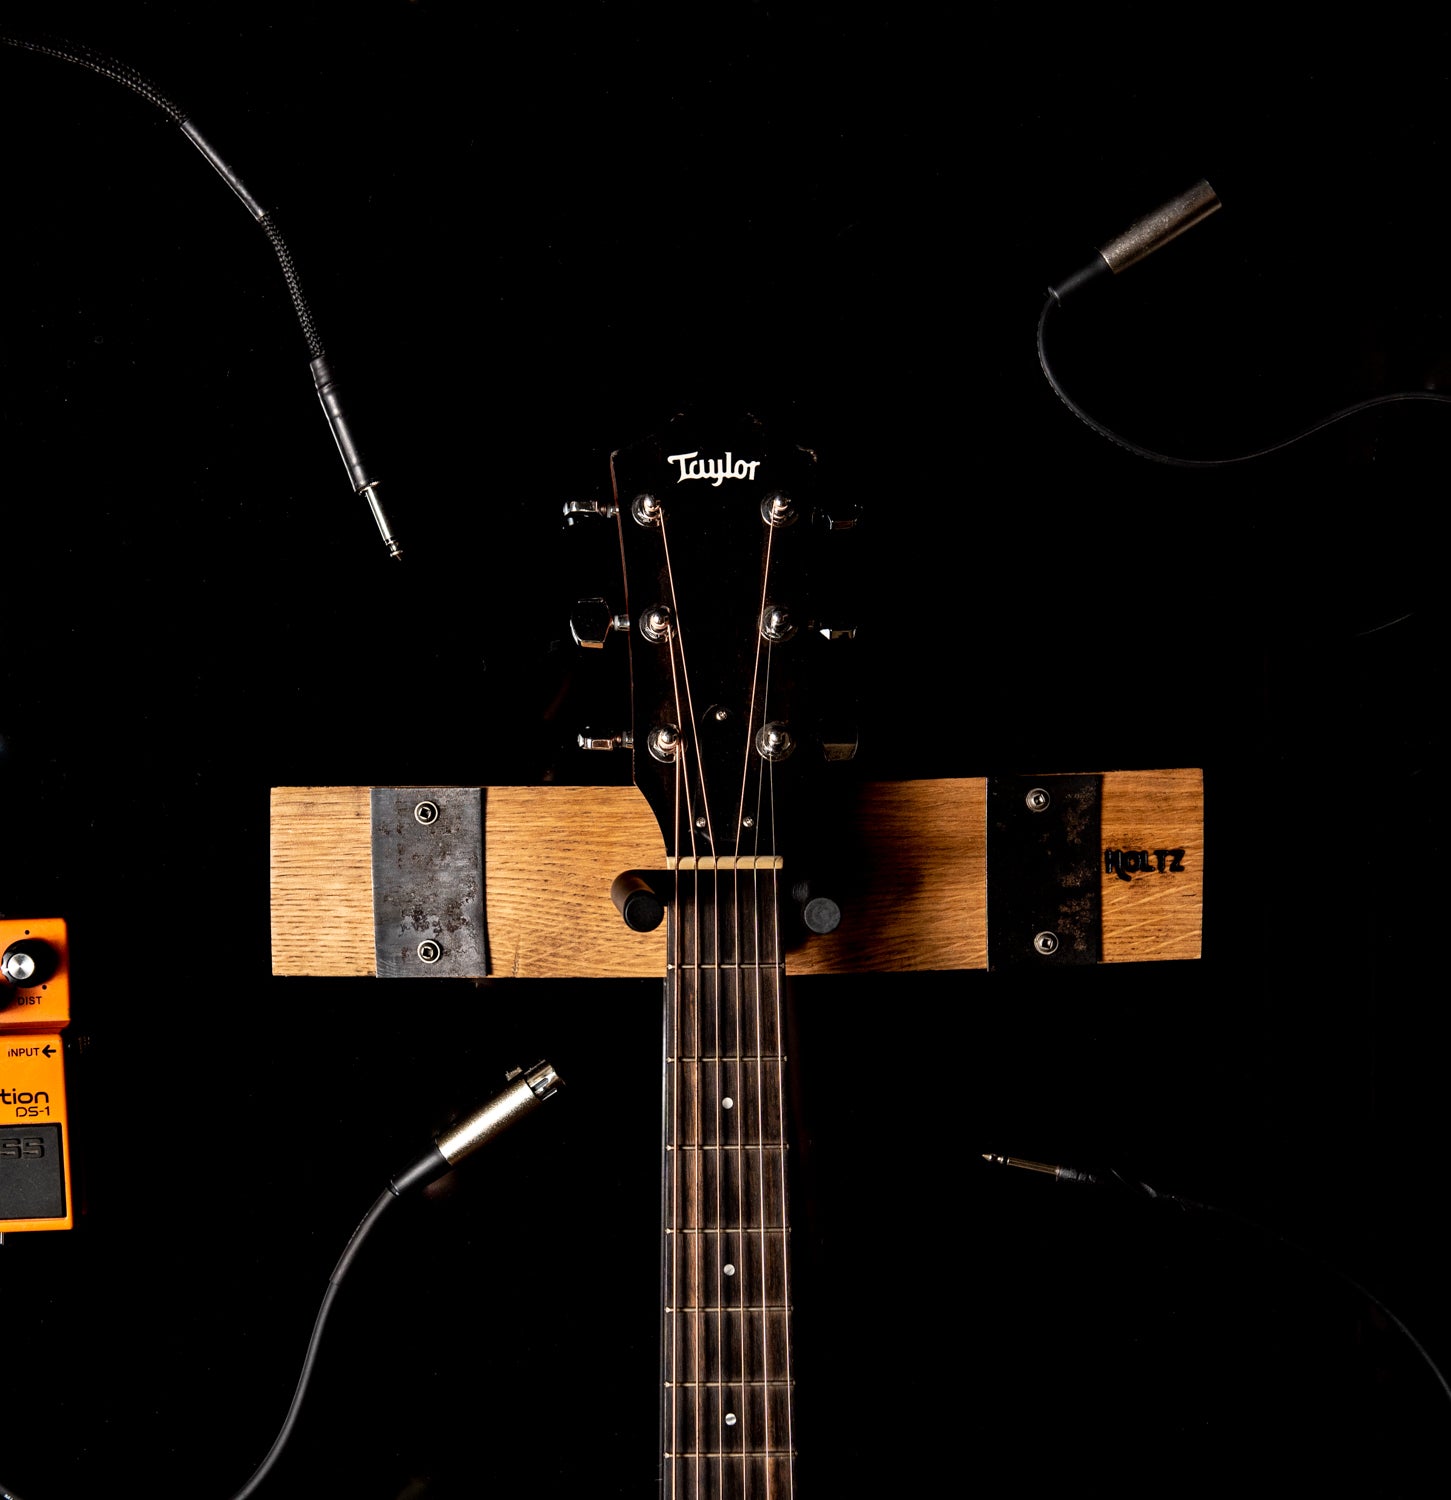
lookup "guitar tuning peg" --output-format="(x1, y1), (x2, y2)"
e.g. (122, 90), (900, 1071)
(570, 597), (631, 649)
(562, 498), (620, 527)
(578, 729), (634, 752)
(814, 500), (861, 531)
(816, 623), (858, 641)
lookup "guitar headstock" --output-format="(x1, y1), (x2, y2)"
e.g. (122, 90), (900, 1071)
(583, 413), (859, 885)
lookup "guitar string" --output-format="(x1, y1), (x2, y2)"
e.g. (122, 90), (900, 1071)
(770, 800), (794, 1497)
(669, 689), (683, 1496)
(756, 643), (776, 1497)
(710, 730), (724, 1484)
(733, 850), (750, 1490)
(762, 665), (794, 1493)
(738, 520), (776, 1493)
(661, 534), (683, 1494)
(660, 511), (706, 1496)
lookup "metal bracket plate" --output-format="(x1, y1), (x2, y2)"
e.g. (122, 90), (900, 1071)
(371, 787), (487, 978)
(986, 774), (1102, 970)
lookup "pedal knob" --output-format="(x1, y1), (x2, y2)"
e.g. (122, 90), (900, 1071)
(1, 938), (58, 989)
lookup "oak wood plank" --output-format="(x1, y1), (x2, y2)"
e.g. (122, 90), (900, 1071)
(271, 773), (1202, 977)
(270, 786), (374, 976)
(788, 778), (988, 974)
(1099, 768), (1205, 962)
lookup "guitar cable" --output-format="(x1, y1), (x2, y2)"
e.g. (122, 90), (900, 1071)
(0, 1060), (562, 1500)
(981, 1151), (1451, 1413)
(0, 30), (403, 560)
(1039, 179), (1451, 467)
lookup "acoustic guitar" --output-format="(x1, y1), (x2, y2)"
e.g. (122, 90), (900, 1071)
(268, 412), (1203, 1491)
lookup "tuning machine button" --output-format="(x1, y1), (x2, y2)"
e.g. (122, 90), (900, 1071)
(570, 598), (631, 649)
(578, 729), (633, 751)
(562, 498), (619, 527)
(815, 500), (861, 531)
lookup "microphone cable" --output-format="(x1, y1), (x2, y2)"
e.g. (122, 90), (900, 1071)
(1038, 179), (1451, 468)
(0, 1060), (562, 1500)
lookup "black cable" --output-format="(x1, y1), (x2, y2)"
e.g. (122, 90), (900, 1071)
(1099, 1166), (1451, 1411)
(225, 1189), (395, 1500)
(1038, 288), (1451, 469)
(0, 32), (186, 121)
(0, 29), (401, 557)
(984, 1152), (1451, 1411)
(0, 1062), (560, 1499)
(0, 31), (320, 360)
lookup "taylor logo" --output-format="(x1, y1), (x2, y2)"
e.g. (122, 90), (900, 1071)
(665, 451), (761, 486)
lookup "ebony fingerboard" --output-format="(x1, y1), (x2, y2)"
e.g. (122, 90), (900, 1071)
(661, 869), (796, 1498)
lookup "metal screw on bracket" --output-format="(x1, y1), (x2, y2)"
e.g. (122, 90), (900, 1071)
(1033, 931), (1059, 955)
(1026, 788), (1051, 812)
(414, 801), (440, 825)
(417, 939), (442, 964)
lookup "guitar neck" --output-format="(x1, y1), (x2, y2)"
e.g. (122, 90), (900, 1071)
(661, 867), (796, 1496)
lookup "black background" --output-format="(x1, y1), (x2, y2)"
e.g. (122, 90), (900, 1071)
(2, 4), (1447, 1496)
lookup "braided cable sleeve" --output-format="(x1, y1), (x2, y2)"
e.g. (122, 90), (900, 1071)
(261, 212), (325, 360)
(0, 31), (186, 122)
(3, 30), (327, 363)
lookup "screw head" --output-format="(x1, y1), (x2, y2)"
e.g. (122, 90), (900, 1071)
(414, 800), (440, 825)
(1033, 931), (1059, 955)
(417, 939), (442, 964)
(1026, 788), (1050, 813)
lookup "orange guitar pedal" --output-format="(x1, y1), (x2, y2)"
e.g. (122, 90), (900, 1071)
(0, 917), (74, 1233)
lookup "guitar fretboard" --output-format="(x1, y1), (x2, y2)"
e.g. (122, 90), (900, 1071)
(661, 869), (796, 1498)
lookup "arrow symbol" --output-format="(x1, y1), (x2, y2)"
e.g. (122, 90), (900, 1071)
(41, 1044), (55, 1058)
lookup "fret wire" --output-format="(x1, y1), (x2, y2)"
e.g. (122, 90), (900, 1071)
(667, 1144), (788, 1152)
(664, 1452), (798, 1458)
(666, 1381), (795, 1387)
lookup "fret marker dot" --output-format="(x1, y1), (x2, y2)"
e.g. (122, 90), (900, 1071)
(725, 1413), (738, 1427)
(722, 1097), (734, 1110)
(724, 1263), (735, 1276)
